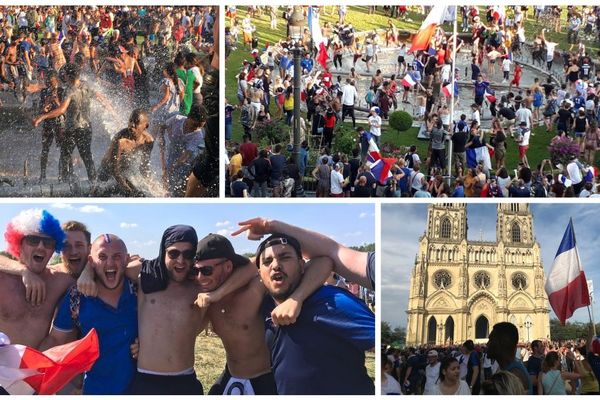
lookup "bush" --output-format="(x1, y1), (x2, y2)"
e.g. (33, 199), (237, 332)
(333, 125), (359, 155)
(256, 120), (289, 145)
(389, 111), (413, 133)
(548, 136), (581, 168)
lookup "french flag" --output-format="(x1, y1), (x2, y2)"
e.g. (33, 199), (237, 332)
(442, 83), (452, 98)
(308, 7), (329, 69)
(545, 220), (590, 325)
(466, 147), (492, 170)
(484, 89), (496, 103)
(409, 5), (449, 53)
(366, 151), (395, 184)
(401, 73), (416, 88)
(0, 329), (99, 394)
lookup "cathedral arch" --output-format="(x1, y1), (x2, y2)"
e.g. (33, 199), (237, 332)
(475, 315), (489, 339)
(426, 292), (458, 310)
(427, 316), (437, 344)
(445, 316), (455, 344)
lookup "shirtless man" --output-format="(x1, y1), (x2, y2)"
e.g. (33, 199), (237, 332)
(77, 225), (207, 394)
(192, 234), (332, 395)
(97, 108), (154, 196)
(0, 209), (71, 347)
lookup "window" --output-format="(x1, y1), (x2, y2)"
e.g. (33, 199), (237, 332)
(475, 315), (489, 339)
(473, 271), (491, 289)
(511, 272), (528, 290)
(433, 270), (452, 289)
(511, 222), (521, 242)
(440, 218), (451, 239)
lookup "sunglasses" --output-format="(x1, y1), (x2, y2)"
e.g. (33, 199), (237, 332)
(190, 259), (228, 277)
(166, 249), (196, 261)
(23, 235), (56, 250)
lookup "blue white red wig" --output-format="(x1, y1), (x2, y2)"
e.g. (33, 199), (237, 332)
(4, 209), (64, 258)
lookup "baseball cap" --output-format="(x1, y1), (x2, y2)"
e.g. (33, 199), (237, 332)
(427, 350), (438, 357)
(196, 234), (249, 267)
(255, 234), (302, 267)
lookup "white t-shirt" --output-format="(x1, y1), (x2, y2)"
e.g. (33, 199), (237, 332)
(441, 64), (451, 82)
(368, 115), (382, 136)
(567, 161), (583, 184)
(431, 380), (471, 395)
(381, 373), (402, 395)
(189, 66), (203, 94)
(424, 363), (441, 395)
(502, 58), (512, 72)
(520, 128), (531, 147)
(330, 169), (344, 195)
(516, 107), (532, 127)
(341, 84), (357, 106)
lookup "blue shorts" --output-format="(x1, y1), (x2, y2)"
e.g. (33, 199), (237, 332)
(225, 122), (232, 140)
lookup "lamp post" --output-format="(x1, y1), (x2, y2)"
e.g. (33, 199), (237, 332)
(524, 321), (532, 342)
(288, 6), (305, 167)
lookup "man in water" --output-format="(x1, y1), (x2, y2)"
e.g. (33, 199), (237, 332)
(97, 108), (154, 196)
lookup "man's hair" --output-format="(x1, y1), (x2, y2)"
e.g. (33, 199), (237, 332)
(492, 322), (519, 347)
(463, 340), (475, 351)
(531, 340), (542, 351)
(62, 220), (91, 244)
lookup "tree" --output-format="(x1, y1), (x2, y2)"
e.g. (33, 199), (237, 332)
(549, 318), (600, 341)
(389, 111), (413, 134)
(382, 321), (406, 348)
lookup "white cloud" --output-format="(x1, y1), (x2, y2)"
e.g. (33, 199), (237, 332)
(120, 222), (138, 229)
(51, 203), (74, 209)
(79, 205), (105, 213)
(359, 212), (368, 219)
(215, 221), (230, 227)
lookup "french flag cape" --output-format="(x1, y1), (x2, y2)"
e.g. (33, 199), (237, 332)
(466, 147), (492, 170)
(401, 73), (416, 88)
(0, 329), (99, 394)
(545, 220), (590, 325)
(409, 6), (449, 53)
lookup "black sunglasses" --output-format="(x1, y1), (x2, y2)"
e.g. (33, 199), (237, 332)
(166, 249), (196, 261)
(23, 235), (55, 250)
(190, 259), (228, 277)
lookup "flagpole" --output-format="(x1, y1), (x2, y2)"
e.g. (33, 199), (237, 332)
(446, 6), (457, 186)
(571, 218), (597, 335)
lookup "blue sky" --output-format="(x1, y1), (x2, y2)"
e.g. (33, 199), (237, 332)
(0, 203), (375, 258)
(382, 203), (600, 329)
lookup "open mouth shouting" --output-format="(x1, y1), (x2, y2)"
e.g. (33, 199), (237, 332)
(270, 271), (287, 288)
(105, 268), (118, 282)
(32, 253), (47, 263)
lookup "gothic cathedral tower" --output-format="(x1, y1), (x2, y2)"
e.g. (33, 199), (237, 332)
(406, 204), (550, 346)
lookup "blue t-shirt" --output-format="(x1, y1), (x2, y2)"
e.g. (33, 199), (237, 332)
(474, 81), (489, 97)
(397, 167), (411, 194)
(505, 359), (533, 394)
(527, 356), (543, 395)
(588, 352), (600, 385)
(53, 280), (138, 395)
(263, 286), (375, 395)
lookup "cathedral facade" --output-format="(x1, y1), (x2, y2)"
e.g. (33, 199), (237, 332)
(406, 204), (551, 346)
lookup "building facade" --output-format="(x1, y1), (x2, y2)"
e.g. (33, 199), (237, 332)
(406, 204), (551, 346)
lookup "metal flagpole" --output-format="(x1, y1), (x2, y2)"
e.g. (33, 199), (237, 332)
(572, 218), (597, 335)
(446, 6), (457, 186)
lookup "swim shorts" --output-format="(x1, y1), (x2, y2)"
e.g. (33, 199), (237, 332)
(208, 366), (277, 395)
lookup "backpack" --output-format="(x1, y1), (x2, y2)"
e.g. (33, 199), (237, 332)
(404, 153), (415, 169)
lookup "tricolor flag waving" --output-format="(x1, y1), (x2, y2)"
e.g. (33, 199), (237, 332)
(545, 219), (591, 325)
(308, 7), (329, 69)
(366, 151), (396, 184)
(409, 5), (453, 53)
(0, 329), (99, 394)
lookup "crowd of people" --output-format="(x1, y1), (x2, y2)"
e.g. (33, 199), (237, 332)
(0, 6), (219, 196)
(225, 6), (600, 198)
(382, 322), (600, 395)
(0, 209), (375, 394)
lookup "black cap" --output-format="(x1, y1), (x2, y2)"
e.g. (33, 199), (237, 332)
(196, 234), (249, 267)
(255, 234), (302, 268)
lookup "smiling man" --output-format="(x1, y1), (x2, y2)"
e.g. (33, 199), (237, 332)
(256, 234), (375, 395)
(0, 209), (71, 347)
(39, 234), (138, 395)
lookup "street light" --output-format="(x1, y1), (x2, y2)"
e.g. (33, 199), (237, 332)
(288, 7), (305, 173)
(524, 321), (532, 342)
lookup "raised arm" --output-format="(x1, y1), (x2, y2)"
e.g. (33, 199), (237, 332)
(271, 256), (333, 326)
(194, 260), (257, 308)
(0, 255), (46, 305)
(233, 218), (372, 289)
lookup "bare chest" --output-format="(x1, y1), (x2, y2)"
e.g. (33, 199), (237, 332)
(208, 287), (262, 335)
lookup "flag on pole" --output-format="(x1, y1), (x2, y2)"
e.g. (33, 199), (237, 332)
(409, 5), (448, 53)
(0, 329), (99, 394)
(545, 220), (591, 325)
(316, 42), (329, 70)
